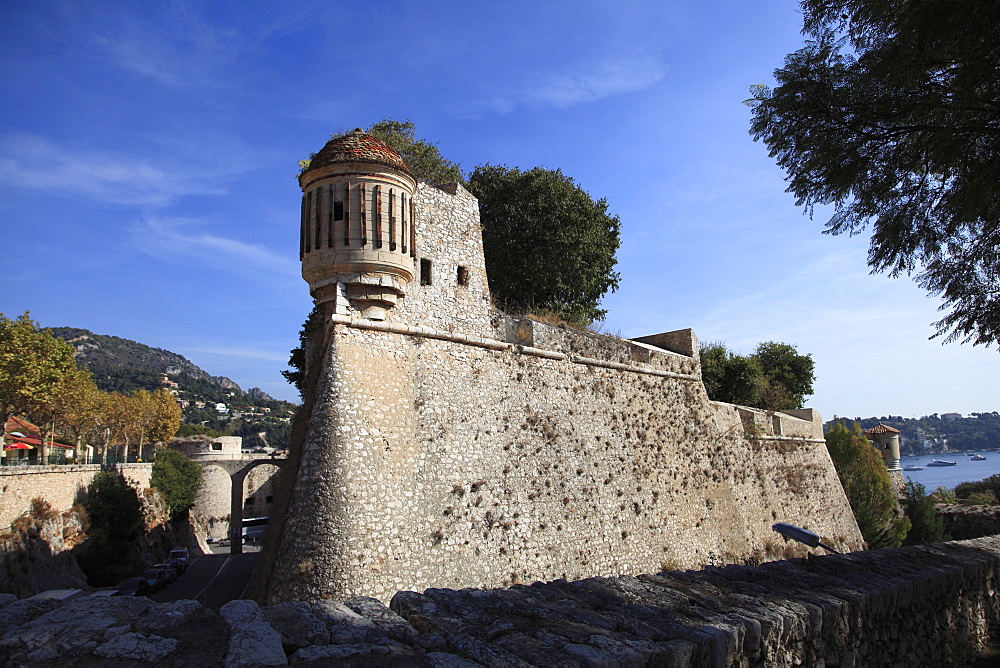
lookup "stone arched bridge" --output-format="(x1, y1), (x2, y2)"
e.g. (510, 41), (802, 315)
(194, 456), (287, 555)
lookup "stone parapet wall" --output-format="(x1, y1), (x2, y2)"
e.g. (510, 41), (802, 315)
(937, 503), (1000, 540)
(117, 463), (153, 491)
(0, 464), (153, 530)
(4, 537), (1000, 666)
(267, 316), (863, 603)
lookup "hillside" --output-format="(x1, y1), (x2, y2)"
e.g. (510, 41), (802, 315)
(48, 327), (297, 449)
(826, 413), (1000, 455)
(49, 327), (241, 394)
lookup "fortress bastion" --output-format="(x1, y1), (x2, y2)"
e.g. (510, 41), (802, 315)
(256, 131), (864, 603)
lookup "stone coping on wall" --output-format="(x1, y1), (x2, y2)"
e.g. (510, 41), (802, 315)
(0, 464), (103, 477)
(4, 537), (1000, 665)
(0, 463), (153, 475)
(328, 314), (701, 381)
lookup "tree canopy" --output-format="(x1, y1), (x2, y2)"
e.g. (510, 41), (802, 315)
(0, 312), (79, 430)
(151, 448), (203, 518)
(365, 119), (463, 185)
(467, 165), (621, 324)
(747, 0), (1000, 349)
(825, 421), (910, 549)
(699, 341), (815, 410)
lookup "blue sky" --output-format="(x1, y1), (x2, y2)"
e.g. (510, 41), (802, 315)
(1, 1), (995, 419)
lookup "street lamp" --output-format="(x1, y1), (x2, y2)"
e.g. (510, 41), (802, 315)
(772, 522), (841, 554)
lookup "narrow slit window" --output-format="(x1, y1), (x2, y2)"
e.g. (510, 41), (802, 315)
(420, 258), (432, 286)
(457, 265), (469, 286)
(333, 200), (344, 221)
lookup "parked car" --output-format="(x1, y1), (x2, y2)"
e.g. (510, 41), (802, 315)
(115, 577), (152, 597)
(164, 557), (186, 575)
(168, 548), (190, 570)
(141, 567), (170, 592)
(153, 563), (179, 583)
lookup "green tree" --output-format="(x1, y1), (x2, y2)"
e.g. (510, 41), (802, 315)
(747, 0), (1000, 349)
(0, 313), (78, 449)
(699, 342), (764, 406)
(901, 481), (949, 546)
(929, 486), (957, 504)
(151, 448), (203, 518)
(175, 422), (225, 438)
(282, 303), (326, 399)
(825, 421), (910, 548)
(700, 340), (814, 410)
(955, 474), (1000, 502)
(467, 164), (621, 324)
(753, 341), (815, 410)
(963, 490), (997, 506)
(365, 118), (463, 184)
(74, 471), (146, 586)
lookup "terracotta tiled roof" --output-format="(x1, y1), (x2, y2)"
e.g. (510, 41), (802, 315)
(5, 416), (39, 436)
(304, 129), (413, 177)
(865, 423), (900, 435)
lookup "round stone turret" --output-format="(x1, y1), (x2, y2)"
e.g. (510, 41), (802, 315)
(298, 129), (417, 319)
(865, 423), (901, 471)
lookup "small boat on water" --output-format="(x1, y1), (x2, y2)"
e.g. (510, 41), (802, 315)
(926, 459), (957, 467)
(903, 464), (924, 471)
(971, 454), (987, 461)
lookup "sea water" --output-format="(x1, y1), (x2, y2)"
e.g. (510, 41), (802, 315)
(901, 452), (1000, 491)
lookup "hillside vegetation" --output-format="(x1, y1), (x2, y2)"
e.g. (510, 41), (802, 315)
(826, 413), (1000, 454)
(49, 327), (297, 450)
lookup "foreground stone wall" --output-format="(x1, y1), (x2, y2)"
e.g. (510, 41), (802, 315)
(266, 314), (863, 603)
(4, 537), (1000, 666)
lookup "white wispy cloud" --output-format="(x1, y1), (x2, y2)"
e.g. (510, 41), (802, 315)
(0, 134), (226, 206)
(87, 7), (243, 90)
(461, 55), (667, 116)
(133, 216), (300, 278)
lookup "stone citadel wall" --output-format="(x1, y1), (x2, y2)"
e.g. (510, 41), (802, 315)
(262, 174), (864, 603)
(266, 312), (863, 603)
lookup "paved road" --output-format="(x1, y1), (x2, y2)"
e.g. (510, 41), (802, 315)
(151, 552), (259, 610)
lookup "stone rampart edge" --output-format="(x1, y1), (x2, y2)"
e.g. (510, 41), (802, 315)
(329, 314), (700, 380)
(749, 435), (827, 444)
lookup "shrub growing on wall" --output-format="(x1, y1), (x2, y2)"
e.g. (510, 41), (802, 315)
(468, 164), (621, 325)
(700, 341), (815, 410)
(826, 421), (910, 548)
(151, 448), (203, 519)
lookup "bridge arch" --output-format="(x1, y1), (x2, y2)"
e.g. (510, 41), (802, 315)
(194, 457), (287, 555)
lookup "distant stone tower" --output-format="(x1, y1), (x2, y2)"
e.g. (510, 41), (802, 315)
(865, 423), (902, 471)
(298, 129), (417, 320)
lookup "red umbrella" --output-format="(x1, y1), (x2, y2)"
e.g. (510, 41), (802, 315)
(3, 443), (32, 450)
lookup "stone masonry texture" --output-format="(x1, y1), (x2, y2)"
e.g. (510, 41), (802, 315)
(264, 179), (864, 603)
(0, 464), (151, 530)
(3, 537), (1000, 666)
